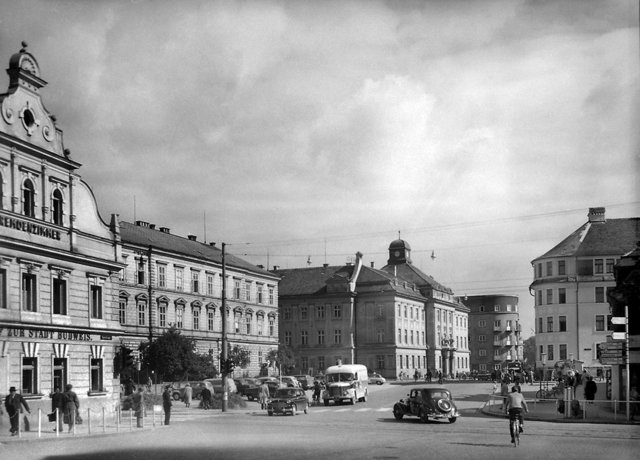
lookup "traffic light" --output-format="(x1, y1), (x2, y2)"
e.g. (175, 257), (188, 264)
(122, 347), (134, 368)
(221, 358), (235, 375)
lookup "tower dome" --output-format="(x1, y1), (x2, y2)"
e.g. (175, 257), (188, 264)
(387, 238), (412, 265)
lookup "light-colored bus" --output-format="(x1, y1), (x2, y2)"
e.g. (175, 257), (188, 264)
(322, 363), (368, 406)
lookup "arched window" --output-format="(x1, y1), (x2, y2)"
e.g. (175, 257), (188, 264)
(52, 189), (63, 225)
(23, 179), (35, 217)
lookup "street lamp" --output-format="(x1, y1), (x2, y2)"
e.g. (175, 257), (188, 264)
(540, 352), (547, 394)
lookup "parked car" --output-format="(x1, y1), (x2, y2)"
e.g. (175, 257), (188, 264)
(171, 381), (213, 401)
(280, 376), (301, 388)
(369, 373), (387, 385)
(267, 387), (309, 416)
(475, 372), (492, 381)
(294, 375), (314, 390)
(393, 387), (459, 424)
(205, 377), (238, 395)
(234, 378), (259, 396)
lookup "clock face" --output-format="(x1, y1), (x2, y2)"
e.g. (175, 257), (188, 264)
(394, 251), (400, 257)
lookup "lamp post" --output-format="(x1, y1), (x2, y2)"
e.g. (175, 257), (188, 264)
(540, 352), (547, 394)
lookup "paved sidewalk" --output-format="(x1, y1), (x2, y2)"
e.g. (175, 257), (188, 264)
(0, 404), (225, 443)
(481, 389), (639, 425)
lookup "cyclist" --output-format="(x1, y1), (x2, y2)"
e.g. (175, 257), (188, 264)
(505, 386), (529, 444)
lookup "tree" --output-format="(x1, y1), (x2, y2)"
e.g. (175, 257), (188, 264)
(228, 345), (251, 371)
(140, 327), (200, 382)
(266, 344), (296, 375)
(522, 336), (536, 370)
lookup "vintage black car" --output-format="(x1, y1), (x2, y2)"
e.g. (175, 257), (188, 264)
(267, 388), (309, 416)
(393, 387), (459, 423)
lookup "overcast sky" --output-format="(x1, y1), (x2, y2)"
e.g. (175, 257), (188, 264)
(1, 0), (638, 337)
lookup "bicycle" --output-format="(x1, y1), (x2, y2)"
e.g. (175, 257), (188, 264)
(509, 414), (520, 447)
(535, 385), (562, 400)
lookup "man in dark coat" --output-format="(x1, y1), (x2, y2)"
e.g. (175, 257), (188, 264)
(4, 386), (30, 436)
(63, 384), (80, 432)
(584, 376), (598, 403)
(162, 385), (172, 425)
(51, 387), (66, 432)
(132, 386), (145, 428)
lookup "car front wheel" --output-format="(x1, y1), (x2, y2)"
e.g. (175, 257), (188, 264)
(291, 404), (297, 416)
(393, 404), (404, 421)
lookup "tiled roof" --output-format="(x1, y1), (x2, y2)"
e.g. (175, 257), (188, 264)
(274, 264), (427, 299)
(535, 218), (640, 260)
(273, 266), (345, 296)
(119, 221), (276, 278)
(381, 263), (454, 294)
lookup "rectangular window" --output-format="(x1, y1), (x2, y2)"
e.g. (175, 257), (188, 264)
(318, 330), (325, 345)
(595, 287), (605, 303)
(245, 316), (251, 334)
(257, 285), (263, 303)
(377, 329), (384, 343)
(52, 278), (67, 315)
(536, 263), (542, 278)
(208, 310), (214, 331)
(594, 259), (604, 274)
(478, 335), (486, 342)
(244, 281), (251, 301)
(285, 331), (292, 346)
(478, 320), (486, 327)
(595, 315), (605, 331)
(90, 285), (102, 319)
(494, 320), (501, 328)
(398, 328), (402, 342)
(138, 301), (146, 326)
(559, 288), (566, 304)
(334, 329), (342, 344)
(207, 274), (215, 296)
(536, 290), (542, 306)
(546, 289), (553, 304)
(269, 318), (274, 336)
(22, 357), (37, 394)
(547, 316), (553, 332)
(177, 308), (183, 329)
(269, 287), (274, 305)
(157, 264), (166, 288)
(547, 344), (554, 361)
(258, 316), (264, 335)
(559, 315), (567, 332)
(159, 304), (166, 327)
(318, 356), (325, 371)
(494, 305), (500, 312)
(317, 305), (326, 319)
(235, 280), (241, 299)
(301, 330), (308, 345)
(90, 358), (103, 392)
(301, 357), (308, 371)
(119, 298), (126, 325)
(22, 273), (37, 311)
(284, 307), (291, 320)
(479, 349), (487, 357)
(191, 271), (200, 294)
(0, 268), (6, 309)
(52, 358), (67, 392)
(193, 309), (200, 330)
(546, 261), (553, 276)
(137, 259), (145, 285)
(537, 317), (543, 333)
(333, 304), (342, 318)
(558, 260), (566, 275)
(559, 344), (567, 360)
(300, 306), (308, 320)
(404, 329), (408, 343)
(606, 258), (615, 274)
(377, 355), (385, 369)
(175, 268), (184, 291)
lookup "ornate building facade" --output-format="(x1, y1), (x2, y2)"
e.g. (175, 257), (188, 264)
(0, 44), (124, 413)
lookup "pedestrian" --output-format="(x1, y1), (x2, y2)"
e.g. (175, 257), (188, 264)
(125, 377), (135, 396)
(183, 383), (192, 408)
(51, 387), (65, 432)
(500, 378), (510, 410)
(4, 386), (30, 436)
(414, 369), (419, 383)
(427, 369), (432, 383)
(132, 386), (145, 428)
(146, 376), (153, 393)
(259, 380), (270, 410)
(584, 376), (597, 403)
(437, 370), (443, 385)
(200, 385), (212, 410)
(162, 385), (172, 425)
(63, 384), (79, 432)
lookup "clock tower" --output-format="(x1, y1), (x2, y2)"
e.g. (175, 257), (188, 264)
(387, 238), (412, 265)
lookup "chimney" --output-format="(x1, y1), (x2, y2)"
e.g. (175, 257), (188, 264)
(188, 234), (197, 241)
(323, 263), (329, 268)
(273, 265), (279, 271)
(370, 261), (375, 268)
(159, 227), (170, 234)
(588, 207), (606, 223)
(149, 224), (156, 230)
(135, 220), (149, 228)
(209, 242), (216, 247)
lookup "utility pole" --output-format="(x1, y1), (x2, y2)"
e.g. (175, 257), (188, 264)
(221, 242), (228, 412)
